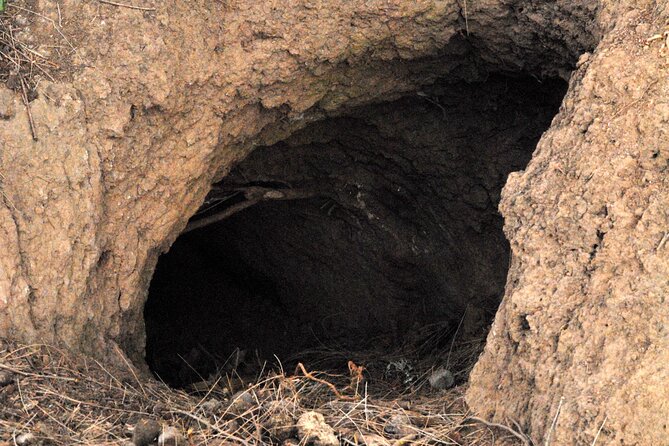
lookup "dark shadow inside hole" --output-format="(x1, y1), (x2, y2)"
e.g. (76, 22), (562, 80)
(144, 74), (567, 388)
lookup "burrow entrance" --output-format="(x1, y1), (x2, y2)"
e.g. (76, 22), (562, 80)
(144, 75), (567, 388)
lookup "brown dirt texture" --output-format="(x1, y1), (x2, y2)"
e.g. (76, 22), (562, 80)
(0, 0), (667, 445)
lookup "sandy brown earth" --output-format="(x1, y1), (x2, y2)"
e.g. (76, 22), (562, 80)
(0, 0), (668, 444)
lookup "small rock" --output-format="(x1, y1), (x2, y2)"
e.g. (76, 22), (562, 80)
(5, 74), (21, 92)
(14, 433), (36, 446)
(152, 402), (167, 415)
(0, 383), (17, 398)
(296, 411), (338, 446)
(384, 359), (417, 385)
(158, 426), (185, 446)
(200, 398), (222, 414)
(226, 389), (256, 416)
(576, 52), (591, 68)
(0, 370), (14, 387)
(132, 419), (161, 446)
(263, 400), (296, 441)
(383, 413), (413, 437)
(428, 367), (454, 390)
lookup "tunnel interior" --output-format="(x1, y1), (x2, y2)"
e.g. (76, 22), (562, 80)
(144, 74), (567, 388)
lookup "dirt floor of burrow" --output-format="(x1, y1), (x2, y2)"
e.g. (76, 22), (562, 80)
(0, 337), (530, 446)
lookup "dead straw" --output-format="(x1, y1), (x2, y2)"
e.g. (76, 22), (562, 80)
(0, 326), (525, 445)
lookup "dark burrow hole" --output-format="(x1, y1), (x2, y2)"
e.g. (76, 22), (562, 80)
(144, 75), (567, 389)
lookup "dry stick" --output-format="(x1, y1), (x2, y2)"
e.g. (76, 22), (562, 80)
(194, 374), (223, 410)
(333, 394), (366, 431)
(34, 403), (77, 436)
(92, 358), (127, 391)
(336, 407), (366, 443)
(446, 305), (468, 370)
(0, 188), (18, 214)
(170, 409), (251, 445)
(112, 343), (147, 398)
(39, 388), (149, 415)
(97, 0), (156, 11)
(18, 76), (37, 141)
(467, 416), (531, 446)
(56, 2), (62, 28)
(591, 416), (607, 446)
(544, 396), (564, 446)
(393, 433), (418, 446)
(295, 362), (358, 401)
(0, 362), (76, 382)
(15, 377), (31, 416)
(183, 186), (319, 233)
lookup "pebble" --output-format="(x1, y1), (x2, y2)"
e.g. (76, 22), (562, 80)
(152, 402), (167, 415)
(0, 370), (14, 387)
(383, 412), (413, 437)
(428, 367), (455, 390)
(200, 398), (222, 414)
(14, 433), (35, 446)
(132, 419), (161, 446)
(263, 400), (296, 441)
(226, 389), (256, 416)
(296, 411), (338, 446)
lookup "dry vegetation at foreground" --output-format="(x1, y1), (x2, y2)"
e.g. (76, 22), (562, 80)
(0, 340), (526, 446)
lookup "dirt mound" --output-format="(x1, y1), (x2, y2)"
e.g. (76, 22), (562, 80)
(0, 0), (667, 444)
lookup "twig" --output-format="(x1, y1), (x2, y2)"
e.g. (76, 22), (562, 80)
(394, 433), (418, 446)
(294, 362), (358, 401)
(184, 186), (319, 233)
(16, 377), (30, 415)
(591, 416), (607, 446)
(113, 343), (147, 398)
(39, 388), (149, 415)
(446, 306), (468, 369)
(19, 75), (37, 141)
(467, 416), (532, 446)
(544, 396), (564, 445)
(169, 409), (250, 445)
(0, 362), (76, 382)
(56, 2), (62, 28)
(97, 0), (156, 11)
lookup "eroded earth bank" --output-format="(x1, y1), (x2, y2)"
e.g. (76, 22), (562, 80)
(0, 0), (668, 444)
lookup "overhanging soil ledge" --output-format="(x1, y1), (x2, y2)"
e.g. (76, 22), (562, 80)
(1, 1), (668, 445)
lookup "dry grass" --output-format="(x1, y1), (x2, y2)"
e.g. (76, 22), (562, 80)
(0, 5), (58, 89)
(0, 3), (62, 140)
(0, 336), (527, 446)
